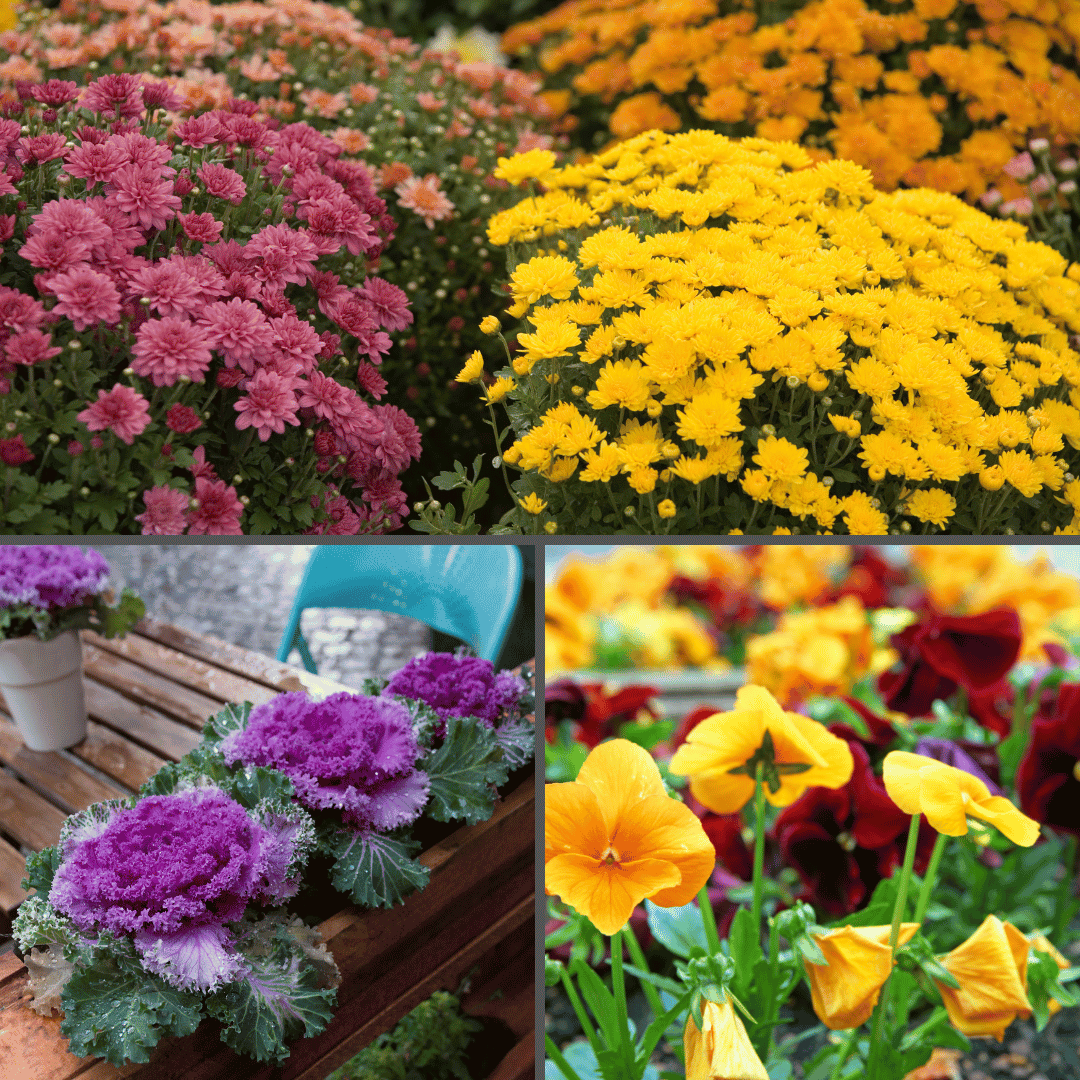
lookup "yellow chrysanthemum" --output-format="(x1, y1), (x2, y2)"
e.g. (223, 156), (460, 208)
(905, 487), (956, 528)
(494, 148), (557, 186)
(485, 377), (515, 404)
(587, 360), (652, 412)
(753, 436), (808, 482)
(511, 256), (580, 305)
(479, 315), (501, 334)
(455, 350), (484, 383)
(519, 492), (548, 514)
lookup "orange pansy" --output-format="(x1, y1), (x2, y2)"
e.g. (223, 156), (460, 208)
(545, 739), (715, 935)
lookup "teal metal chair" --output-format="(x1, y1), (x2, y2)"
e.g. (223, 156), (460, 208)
(276, 545), (523, 673)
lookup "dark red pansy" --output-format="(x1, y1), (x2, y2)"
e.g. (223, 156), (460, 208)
(826, 546), (908, 609)
(878, 608), (1022, 717)
(544, 680), (659, 748)
(828, 697), (897, 752)
(1016, 682), (1080, 837)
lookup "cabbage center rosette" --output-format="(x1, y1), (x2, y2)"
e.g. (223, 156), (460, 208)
(12, 780), (333, 1067)
(49, 786), (306, 991)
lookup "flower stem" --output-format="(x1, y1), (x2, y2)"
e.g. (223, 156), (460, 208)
(913, 832), (948, 926)
(866, 813), (922, 1075)
(609, 928), (633, 1068)
(697, 883), (721, 955)
(623, 924), (665, 1019)
(752, 760), (766, 932)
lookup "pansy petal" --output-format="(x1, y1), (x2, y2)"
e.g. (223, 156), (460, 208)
(616, 793), (716, 907)
(689, 773), (757, 815)
(913, 760), (972, 835)
(545, 781), (609, 862)
(965, 795), (1041, 847)
(882, 751), (931, 815)
(546, 852), (680, 935)
(575, 739), (668, 839)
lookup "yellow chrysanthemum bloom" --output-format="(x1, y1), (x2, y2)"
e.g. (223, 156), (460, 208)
(455, 350), (484, 383)
(905, 487), (956, 528)
(657, 498), (677, 518)
(494, 147), (556, 186)
(519, 492), (548, 514)
(486, 377), (515, 404)
(510, 255), (580, 306)
(479, 315), (501, 334)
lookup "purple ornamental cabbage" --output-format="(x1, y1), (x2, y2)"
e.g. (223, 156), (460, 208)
(49, 786), (306, 992)
(383, 653), (526, 729)
(220, 691), (429, 830)
(0, 546), (109, 610)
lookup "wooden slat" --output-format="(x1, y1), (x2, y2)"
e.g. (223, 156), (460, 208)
(81, 644), (221, 730)
(134, 617), (349, 698)
(68, 720), (167, 794)
(84, 682), (201, 763)
(485, 1034), (534, 1080)
(82, 632), (280, 708)
(0, 771), (67, 852)
(0, 987), (98, 1080)
(0, 715), (126, 815)
(0, 833), (27, 914)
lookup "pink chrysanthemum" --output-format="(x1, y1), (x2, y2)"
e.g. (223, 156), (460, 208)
(106, 162), (182, 230)
(136, 485), (189, 535)
(131, 317), (213, 386)
(268, 313), (322, 372)
(355, 277), (412, 332)
(244, 224), (319, 290)
(234, 368), (301, 441)
(179, 212), (223, 244)
(297, 370), (362, 427)
(63, 139), (129, 185)
(19, 228), (92, 271)
(187, 475), (243, 535)
(129, 261), (205, 319)
(5, 328), (61, 365)
(197, 162), (247, 205)
(198, 298), (274, 371)
(175, 114), (222, 148)
(0, 435), (34, 467)
(394, 174), (455, 229)
(16, 134), (69, 166)
(31, 199), (112, 249)
(77, 384), (151, 445)
(48, 265), (123, 330)
(80, 74), (145, 119)
(165, 404), (202, 434)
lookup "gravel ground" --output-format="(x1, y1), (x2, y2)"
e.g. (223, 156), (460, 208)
(85, 543), (433, 687)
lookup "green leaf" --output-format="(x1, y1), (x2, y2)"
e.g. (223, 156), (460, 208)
(570, 957), (620, 1050)
(422, 715), (507, 824)
(61, 954), (204, 1066)
(329, 826), (430, 907)
(203, 701), (253, 746)
(728, 907), (762, 988)
(21, 845), (61, 897)
(644, 899), (708, 960)
(617, 719), (676, 751)
(495, 717), (536, 770)
(208, 945), (335, 1063)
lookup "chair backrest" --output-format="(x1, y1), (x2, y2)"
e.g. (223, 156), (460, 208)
(291, 545), (523, 662)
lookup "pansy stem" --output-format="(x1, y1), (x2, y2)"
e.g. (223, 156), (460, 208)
(624, 924), (665, 1019)
(866, 813), (922, 1076)
(913, 832), (948, 927)
(752, 760), (766, 933)
(827, 1027), (860, 1080)
(697, 883), (721, 955)
(609, 928), (634, 1069)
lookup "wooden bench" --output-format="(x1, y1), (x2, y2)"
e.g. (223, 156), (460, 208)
(0, 620), (535, 1080)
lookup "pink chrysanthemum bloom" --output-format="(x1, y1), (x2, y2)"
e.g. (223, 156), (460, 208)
(197, 162), (247, 205)
(63, 139), (129, 186)
(234, 368), (301, 441)
(165, 404), (202, 434)
(1002, 152), (1035, 181)
(179, 212), (223, 244)
(198, 298), (275, 371)
(48, 265), (123, 330)
(129, 261), (205, 319)
(136, 485), (189, 535)
(80, 73), (144, 119)
(268, 312), (322, 373)
(355, 277), (412, 332)
(19, 228), (92, 271)
(5, 328), (61, 365)
(77, 384), (151, 445)
(187, 475), (243, 535)
(395, 174), (455, 229)
(174, 114), (222, 148)
(16, 133), (69, 166)
(30, 199), (112, 249)
(131, 316), (213, 386)
(244, 224), (319, 289)
(30, 80), (79, 106)
(297, 370), (363, 427)
(106, 162), (182, 230)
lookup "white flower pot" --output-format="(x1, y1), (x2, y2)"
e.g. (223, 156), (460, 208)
(0, 631), (87, 751)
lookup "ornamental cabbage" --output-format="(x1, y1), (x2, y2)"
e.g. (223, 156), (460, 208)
(219, 691), (429, 831)
(48, 785), (312, 993)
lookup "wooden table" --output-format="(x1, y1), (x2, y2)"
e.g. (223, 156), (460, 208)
(0, 620), (536, 1080)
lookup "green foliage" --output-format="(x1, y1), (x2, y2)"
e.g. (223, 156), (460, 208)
(326, 989), (482, 1080)
(421, 715), (508, 824)
(207, 929), (337, 1064)
(61, 943), (204, 1066)
(0, 587), (144, 642)
(494, 716), (536, 770)
(327, 825), (430, 907)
